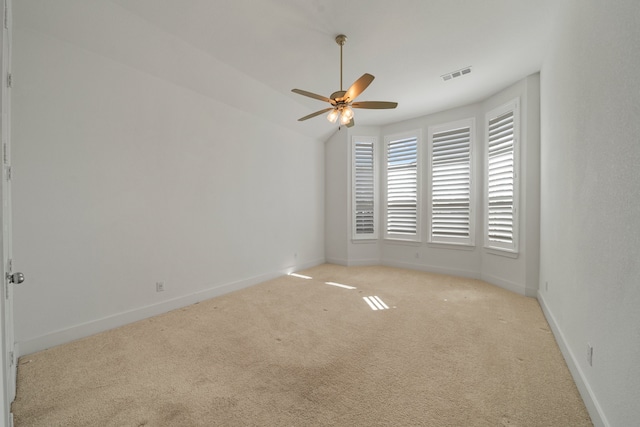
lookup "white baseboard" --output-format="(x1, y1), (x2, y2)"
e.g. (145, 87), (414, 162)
(381, 259), (480, 280)
(537, 291), (608, 427)
(480, 272), (532, 296)
(346, 258), (379, 266)
(325, 257), (348, 266)
(17, 258), (324, 357)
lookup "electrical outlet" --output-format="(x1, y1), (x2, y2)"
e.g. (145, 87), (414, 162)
(586, 343), (593, 366)
(156, 282), (165, 292)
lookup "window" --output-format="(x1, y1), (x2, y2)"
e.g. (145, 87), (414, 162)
(485, 99), (519, 253)
(429, 119), (474, 246)
(352, 136), (377, 240)
(384, 131), (421, 241)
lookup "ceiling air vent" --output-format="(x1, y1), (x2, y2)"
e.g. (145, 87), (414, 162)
(441, 66), (472, 81)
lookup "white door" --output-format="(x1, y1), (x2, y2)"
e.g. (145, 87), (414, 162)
(0, 0), (15, 425)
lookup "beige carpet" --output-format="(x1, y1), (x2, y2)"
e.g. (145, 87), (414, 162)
(12, 264), (592, 426)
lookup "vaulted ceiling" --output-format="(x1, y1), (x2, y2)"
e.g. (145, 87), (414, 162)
(69, 1), (564, 140)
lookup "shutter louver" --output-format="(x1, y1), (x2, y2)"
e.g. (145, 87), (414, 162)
(354, 141), (375, 235)
(431, 126), (471, 243)
(487, 111), (515, 245)
(386, 137), (418, 236)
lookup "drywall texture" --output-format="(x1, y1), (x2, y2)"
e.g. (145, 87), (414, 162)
(539, 0), (640, 425)
(12, 1), (324, 352)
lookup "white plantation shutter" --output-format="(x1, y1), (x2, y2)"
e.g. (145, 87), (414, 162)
(485, 99), (519, 252)
(352, 138), (377, 239)
(430, 120), (474, 245)
(385, 133), (420, 240)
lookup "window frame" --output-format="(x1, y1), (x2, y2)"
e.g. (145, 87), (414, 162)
(351, 136), (378, 240)
(484, 98), (520, 255)
(383, 130), (422, 242)
(427, 118), (475, 247)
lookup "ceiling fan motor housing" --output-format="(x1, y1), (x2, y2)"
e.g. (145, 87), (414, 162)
(330, 91), (347, 102)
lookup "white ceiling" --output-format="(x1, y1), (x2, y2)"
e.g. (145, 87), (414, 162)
(109, 0), (562, 141)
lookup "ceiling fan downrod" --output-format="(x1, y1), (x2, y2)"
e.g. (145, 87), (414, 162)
(336, 34), (347, 92)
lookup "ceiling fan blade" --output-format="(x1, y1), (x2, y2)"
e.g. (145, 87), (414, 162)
(298, 108), (333, 121)
(291, 89), (334, 104)
(343, 73), (374, 102)
(351, 101), (398, 109)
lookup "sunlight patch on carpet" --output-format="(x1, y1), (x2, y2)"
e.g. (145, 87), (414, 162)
(288, 273), (312, 280)
(363, 296), (389, 310)
(325, 281), (357, 290)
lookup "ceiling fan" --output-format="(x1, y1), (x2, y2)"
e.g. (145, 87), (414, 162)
(292, 34), (398, 128)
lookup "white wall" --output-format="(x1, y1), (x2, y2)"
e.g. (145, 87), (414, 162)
(538, 1), (640, 425)
(324, 128), (348, 264)
(12, 1), (325, 354)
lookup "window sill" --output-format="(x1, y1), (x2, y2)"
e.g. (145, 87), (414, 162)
(383, 238), (421, 246)
(351, 238), (378, 244)
(484, 247), (519, 259)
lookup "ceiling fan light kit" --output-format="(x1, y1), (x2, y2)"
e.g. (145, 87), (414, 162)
(292, 34), (398, 128)
(327, 108), (340, 123)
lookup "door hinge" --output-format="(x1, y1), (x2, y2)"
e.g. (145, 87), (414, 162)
(9, 351), (14, 367)
(5, 258), (11, 299)
(6, 165), (11, 181)
(6, 73), (11, 88)
(3, 4), (7, 30)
